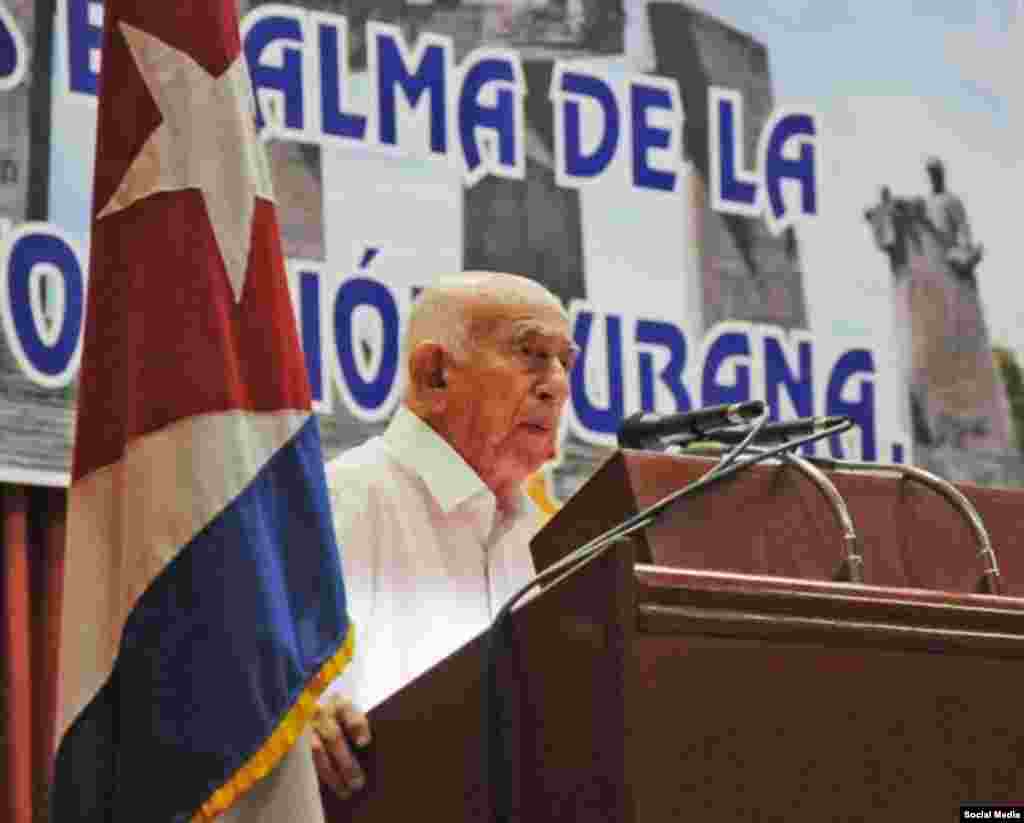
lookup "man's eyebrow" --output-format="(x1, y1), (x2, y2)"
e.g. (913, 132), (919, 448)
(509, 323), (579, 354)
(509, 320), (545, 338)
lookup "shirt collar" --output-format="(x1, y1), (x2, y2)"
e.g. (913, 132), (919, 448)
(382, 406), (493, 514)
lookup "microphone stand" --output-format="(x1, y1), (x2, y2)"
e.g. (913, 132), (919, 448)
(679, 442), (864, 583)
(800, 456), (1001, 596)
(482, 419), (851, 823)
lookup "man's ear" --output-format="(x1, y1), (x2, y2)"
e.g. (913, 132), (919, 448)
(408, 342), (449, 407)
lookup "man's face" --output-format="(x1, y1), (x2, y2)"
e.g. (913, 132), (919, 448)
(440, 298), (576, 502)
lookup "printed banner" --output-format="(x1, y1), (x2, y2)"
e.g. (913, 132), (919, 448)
(2, 0), (1022, 492)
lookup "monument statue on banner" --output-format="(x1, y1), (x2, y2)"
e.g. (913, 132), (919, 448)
(923, 156), (984, 280)
(865, 156), (1013, 482)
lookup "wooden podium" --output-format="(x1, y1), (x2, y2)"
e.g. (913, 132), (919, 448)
(323, 450), (1024, 821)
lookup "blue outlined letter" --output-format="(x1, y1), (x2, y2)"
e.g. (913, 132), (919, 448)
(635, 318), (691, 413)
(710, 87), (758, 216)
(458, 49), (524, 185)
(551, 67), (619, 186)
(700, 326), (753, 406)
(762, 109), (818, 233)
(65, 0), (103, 97)
(242, 7), (307, 134)
(826, 349), (876, 460)
(332, 275), (401, 420)
(371, 22), (450, 155)
(568, 305), (626, 446)
(0, 3), (29, 92)
(763, 329), (815, 453)
(630, 79), (680, 192)
(0, 225), (86, 389)
(314, 12), (367, 142)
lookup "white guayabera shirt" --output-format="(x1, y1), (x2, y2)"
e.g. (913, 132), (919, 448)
(323, 405), (541, 711)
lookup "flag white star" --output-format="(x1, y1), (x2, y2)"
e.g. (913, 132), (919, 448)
(97, 23), (275, 303)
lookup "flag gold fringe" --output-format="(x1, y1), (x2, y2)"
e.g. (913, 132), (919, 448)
(193, 624), (356, 820)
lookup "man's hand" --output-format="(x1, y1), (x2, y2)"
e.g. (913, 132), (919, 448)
(311, 695), (371, 799)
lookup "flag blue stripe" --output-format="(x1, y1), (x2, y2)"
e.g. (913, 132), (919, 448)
(52, 415), (349, 821)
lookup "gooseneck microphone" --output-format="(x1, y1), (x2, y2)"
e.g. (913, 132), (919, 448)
(617, 400), (766, 448)
(698, 415), (851, 445)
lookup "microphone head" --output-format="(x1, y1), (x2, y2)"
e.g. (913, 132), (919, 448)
(617, 411), (656, 448)
(729, 400), (766, 422)
(699, 414), (854, 445)
(617, 401), (768, 448)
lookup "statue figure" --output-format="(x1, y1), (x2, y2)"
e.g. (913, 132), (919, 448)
(863, 160), (1011, 464)
(864, 185), (897, 259)
(923, 156), (983, 282)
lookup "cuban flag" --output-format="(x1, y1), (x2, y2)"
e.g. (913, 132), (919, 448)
(51, 3), (352, 820)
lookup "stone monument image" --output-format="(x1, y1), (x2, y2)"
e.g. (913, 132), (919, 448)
(865, 157), (1013, 482)
(646, 0), (808, 333)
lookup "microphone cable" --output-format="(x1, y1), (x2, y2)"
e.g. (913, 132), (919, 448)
(702, 405), (770, 478)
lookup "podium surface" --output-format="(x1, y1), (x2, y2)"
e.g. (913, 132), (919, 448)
(634, 565), (1024, 819)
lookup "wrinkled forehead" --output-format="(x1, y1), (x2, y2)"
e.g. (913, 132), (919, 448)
(469, 291), (571, 340)
(506, 318), (577, 352)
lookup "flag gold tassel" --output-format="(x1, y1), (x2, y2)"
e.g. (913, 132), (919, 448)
(194, 624), (356, 820)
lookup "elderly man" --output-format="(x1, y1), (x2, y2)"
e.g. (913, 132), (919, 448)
(311, 271), (577, 799)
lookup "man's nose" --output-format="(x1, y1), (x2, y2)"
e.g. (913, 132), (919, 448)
(536, 358), (570, 404)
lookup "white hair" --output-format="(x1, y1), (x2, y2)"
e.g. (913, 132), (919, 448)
(403, 271), (565, 381)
